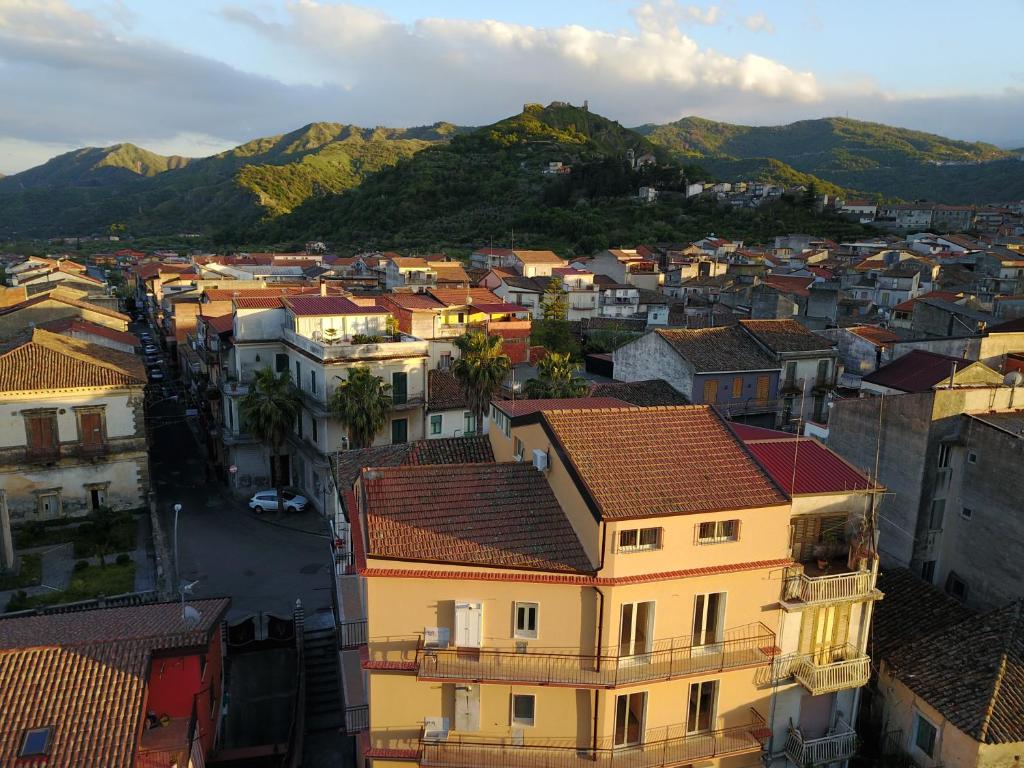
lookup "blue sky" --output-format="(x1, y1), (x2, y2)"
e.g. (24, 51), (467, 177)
(1, 0), (1022, 173)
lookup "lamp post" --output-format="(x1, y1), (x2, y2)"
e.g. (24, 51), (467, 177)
(173, 503), (182, 585)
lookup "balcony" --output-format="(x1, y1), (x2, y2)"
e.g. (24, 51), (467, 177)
(781, 564), (880, 610)
(784, 719), (858, 766)
(716, 398), (784, 418)
(792, 645), (871, 695)
(25, 446), (61, 464)
(72, 442), (109, 459)
(418, 709), (767, 768)
(414, 622), (776, 688)
(283, 327), (428, 362)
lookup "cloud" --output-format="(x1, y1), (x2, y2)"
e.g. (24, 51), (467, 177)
(742, 12), (775, 34)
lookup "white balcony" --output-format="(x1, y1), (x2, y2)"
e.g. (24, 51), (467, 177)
(793, 645), (871, 695)
(283, 327), (428, 362)
(781, 564), (880, 610)
(785, 719), (858, 766)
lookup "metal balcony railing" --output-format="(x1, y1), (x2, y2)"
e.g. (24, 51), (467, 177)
(784, 718), (858, 766)
(26, 446), (61, 463)
(344, 704), (369, 734)
(420, 709), (767, 768)
(339, 619), (367, 649)
(793, 645), (871, 695)
(781, 566), (878, 608)
(414, 622), (776, 687)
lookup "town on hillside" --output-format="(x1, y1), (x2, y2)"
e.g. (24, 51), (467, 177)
(1, 226), (1022, 768)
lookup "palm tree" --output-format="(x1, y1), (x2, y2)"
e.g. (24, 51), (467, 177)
(523, 352), (589, 399)
(451, 331), (511, 431)
(240, 367), (302, 513)
(328, 366), (393, 449)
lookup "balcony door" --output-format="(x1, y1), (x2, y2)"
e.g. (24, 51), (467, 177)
(692, 592), (726, 653)
(454, 601), (483, 648)
(392, 371), (408, 405)
(619, 602), (655, 663)
(453, 684), (480, 732)
(801, 603), (850, 664)
(613, 692), (646, 748)
(686, 680), (718, 734)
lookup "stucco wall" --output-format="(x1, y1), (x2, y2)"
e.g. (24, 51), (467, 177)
(612, 333), (694, 399)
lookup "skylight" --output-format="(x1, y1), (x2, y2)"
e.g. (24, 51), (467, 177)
(20, 727), (52, 757)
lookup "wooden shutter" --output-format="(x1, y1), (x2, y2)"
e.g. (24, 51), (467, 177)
(703, 379), (718, 403)
(26, 414), (57, 453)
(79, 411), (103, 447)
(756, 375), (770, 401)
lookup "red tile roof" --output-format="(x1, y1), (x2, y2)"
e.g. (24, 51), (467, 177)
(892, 290), (963, 313)
(203, 287), (317, 302)
(233, 296), (285, 309)
(512, 250), (565, 264)
(362, 463), (593, 572)
(656, 326), (779, 373)
(331, 436), (495, 490)
(0, 329), (146, 392)
(540, 406), (787, 520)
(382, 293), (445, 311)
(0, 289), (128, 321)
(740, 319), (834, 353)
(737, 433), (877, 496)
(493, 397), (632, 418)
(469, 302), (530, 314)
(427, 369), (467, 411)
(427, 287), (502, 306)
(862, 349), (969, 393)
(203, 314), (234, 334)
(847, 325), (901, 346)
(763, 275), (815, 297)
(38, 318), (139, 347)
(284, 295), (388, 316)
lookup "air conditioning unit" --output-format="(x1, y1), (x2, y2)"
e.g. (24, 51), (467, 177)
(532, 448), (548, 472)
(424, 626), (450, 649)
(424, 717), (450, 742)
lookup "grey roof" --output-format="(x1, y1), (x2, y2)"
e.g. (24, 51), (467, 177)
(330, 436), (494, 492)
(589, 379), (690, 406)
(917, 297), (996, 323)
(656, 326), (780, 373)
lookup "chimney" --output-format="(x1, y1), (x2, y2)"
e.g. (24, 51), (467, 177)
(320, 281), (328, 297)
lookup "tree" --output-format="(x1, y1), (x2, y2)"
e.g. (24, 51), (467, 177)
(523, 352), (589, 399)
(451, 331), (512, 429)
(83, 506), (132, 566)
(240, 368), (302, 513)
(540, 277), (569, 321)
(328, 366), (393, 449)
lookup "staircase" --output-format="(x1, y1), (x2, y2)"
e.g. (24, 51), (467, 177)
(303, 626), (344, 733)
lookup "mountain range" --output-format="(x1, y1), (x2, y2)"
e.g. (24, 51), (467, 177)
(0, 104), (1020, 244)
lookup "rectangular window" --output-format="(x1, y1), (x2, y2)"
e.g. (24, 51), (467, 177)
(294, 359), (301, 384)
(511, 694), (535, 727)
(275, 353), (289, 372)
(465, 411), (477, 435)
(967, 450), (978, 464)
(692, 593), (725, 647)
(439, 352), (453, 369)
(296, 413), (303, 439)
(24, 411), (59, 459)
(310, 370), (317, 394)
(928, 499), (946, 530)
(946, 571), (967, 601)
(514, 602), (538, 639)
(921, 560), (936, 583)
(392, 371), (408, 405)
(784, 361), (797, 385)
(702, 379), (718, 403)
(697, 520), (739, 544)
(937, 443), (951, 468)
(914, 713), (938, 757)
(391, 418), (408, 445)
(19, 728), (51, 757)
(513, 436), (524, 459)
(613, 692), (646, 747)
(76, 408), (106, 452)
(311, 418), (318, 444)
(686, 680), (718, 734)
(961, 506), (973, 520)
(731, 377), (743, 399)
(756, 375), (770, 400)
(618, 527), (662, 552)
(430, 414), (442, 435)
(37, 492), (61, 518)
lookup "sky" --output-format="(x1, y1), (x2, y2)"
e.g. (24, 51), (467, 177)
(1, 0), (1023, 174)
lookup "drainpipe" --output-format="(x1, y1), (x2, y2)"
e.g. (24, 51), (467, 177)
(591, 522), (608, 758)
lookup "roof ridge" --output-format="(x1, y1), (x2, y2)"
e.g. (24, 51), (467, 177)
(978, 600), (1024, 742)
(30, 329), (138, 378)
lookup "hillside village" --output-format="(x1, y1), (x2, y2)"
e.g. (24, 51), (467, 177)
(2, 216), (1024, 767)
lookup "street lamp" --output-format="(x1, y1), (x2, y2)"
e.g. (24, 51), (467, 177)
(173, 503), (182, 585)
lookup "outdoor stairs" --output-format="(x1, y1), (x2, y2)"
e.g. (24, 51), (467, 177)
(303, 626), (344, 733)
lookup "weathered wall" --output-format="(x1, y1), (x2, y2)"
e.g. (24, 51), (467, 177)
(612, 333), (694, 399)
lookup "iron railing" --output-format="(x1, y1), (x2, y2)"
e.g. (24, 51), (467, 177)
(782, 566), (878, 606)
(339, 619), (368, 649)
(793, 645), (871, 695)
(415, 622), (776, 687)
(420, 709), (767, 768)
(344, 704), (369, 733)
(784, 718), (858, 766)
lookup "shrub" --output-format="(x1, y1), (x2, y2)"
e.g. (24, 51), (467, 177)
(115, 553), (132, 566)
(73, 560), (89, 572)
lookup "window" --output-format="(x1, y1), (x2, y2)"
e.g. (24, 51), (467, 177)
(75, 407), (106, 453)
(731, 377), (743, 399)
(19, 727), (51, 757)
(816, 358), (830, 385)
(913, 713), (938, 757)
(513, 436), (524, 460)
(310, 370), (317, 394)
(430, 414), (442, 435)
(692, 593), (725, 647)
(618, 527), (662, 552)
(464, 411), (476, 435)
(614, 692), (646, 746)
(514, 602), (538, 639)
(702, 379), (718, 403)
(928, 499), (945, 530)
(311, 418), (318, 444)
(439, 352), (453, 370)
(511, 694), (535, 727)
(946, 571), (968, 601)
(961, 506), (973, 521)
(697, 520), (739, 544)
(24, 411), (58, 459)
(391, 418), (408, 445)
(936, 443), (951, 468)
(294, 359), (301, 384)
(756, 375), (770, 401)
(686, 680), (718, 734)
(967, 450), (978, 464)
(921, 560), (936, 583)
(490, 405), (511, 438)
(392, 371), (408, 405)
(296, 413), (303, 439)
(37, 491), (61, 518)
(784, 361), (797, 385)
(275, 353), (289, 373)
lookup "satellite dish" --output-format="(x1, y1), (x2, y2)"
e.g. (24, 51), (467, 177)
(182, 605), (202, 628)
(1004, 371), (1023, 387)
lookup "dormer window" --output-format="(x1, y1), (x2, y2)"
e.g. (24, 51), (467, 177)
(20, 727), (52, 757)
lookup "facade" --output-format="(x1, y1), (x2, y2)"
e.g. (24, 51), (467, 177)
(0, 329), (149, 525)
(425, 370), (476, 438)
(341, 405), (879, 768)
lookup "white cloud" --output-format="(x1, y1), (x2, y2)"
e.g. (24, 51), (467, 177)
(743, 12), (775, 34)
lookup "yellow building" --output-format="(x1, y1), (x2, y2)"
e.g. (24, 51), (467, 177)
(342, 404), (883, 768)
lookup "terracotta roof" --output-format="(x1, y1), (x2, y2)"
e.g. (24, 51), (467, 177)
(0, 598), (229, 768)
(38, 318), (139, 347)
(429, 263), (470, 283)
(656, 326), (779, 373)
(473, 247), (514, 257)
(493, 397), (632, 419)
(0, 329), (146, 392)
(390, 256), (430, 268)
(512, 250), (566, 264)
(541, 406), (787, 520)
(740, 319), (835, 353)
(427, 369), (467, 410)
(588, 379), (690, 406)
(847, 325), (901, 346)
(763, 275), (815, 297)
(886, 597), (1024, 744)
(470, 302), (529, 314)
(362, 463), (593, 573)
(0, 289), (128, 322)
(233, 296), (285, 309)
(863, 349), (969, 392)
(284, 295), (388, 316)
(382, 293), (445, 311)
(500, 275), (546, 291)
(736, 432), (877, 496)
(202, 314), (234, 335)
(203, 287), (316, 302)
(427, 287), (502, 306)
(331, 436), (494, 490)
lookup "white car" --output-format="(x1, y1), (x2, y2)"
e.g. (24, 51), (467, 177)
(248, 490), (308, 513)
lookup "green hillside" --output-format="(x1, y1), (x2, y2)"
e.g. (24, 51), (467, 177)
(636, 116), (1021, 202)
(261, 103), (872, 253)
(0, 144), (191, 190)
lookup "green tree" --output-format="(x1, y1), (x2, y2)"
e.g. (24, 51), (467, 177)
(540, 277), (569, 321)
(451, 331), (512, 429)
(82, 506), (132, 566)
(240, 368), (302, 513)
(523, 352), (589, 398)
(328, 366), (393, 449)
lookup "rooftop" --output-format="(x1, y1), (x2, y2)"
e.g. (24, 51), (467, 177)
(588, 379), (690, 406)
(283, 295), (388, 317)
(862, 349), (993, 393)
(968, 411), (1024, 439)
(541, 405), (787, 520)
(331, 435), (494, 491)
(739, 319), (835, 354)
(511, 249), (566, 264)
(427, 369), (467, 411)
(493, 397), (632, 419)
(362, 462), (593, 573)
(38, 317), (140, 347)
(655, 326), (779, 373)
(763, 275), (816, 297)
(0, 329), (146, 392)
(427, 287), (503, 306)
(847, 325), (901, 346)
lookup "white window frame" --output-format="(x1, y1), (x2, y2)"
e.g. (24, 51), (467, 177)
(697, 519), (740, 545)
(617, 527), (662, 553)
(511, 694), (536, 727)
(513, 602), (539, 639)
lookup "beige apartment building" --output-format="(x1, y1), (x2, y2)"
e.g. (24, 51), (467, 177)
(339, 404), (882, 768)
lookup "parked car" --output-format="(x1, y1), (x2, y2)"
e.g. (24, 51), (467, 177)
(143, 345), (158, 355)
(148, 369), (165, 381)
(248, 490), (308, 513)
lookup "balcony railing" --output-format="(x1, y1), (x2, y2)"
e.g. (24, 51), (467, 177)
(784, 719), (858, 766)
(419, 709), (767, 768)
(414, 622), (776, 687)
(793, 645), (871, 695)
(716, 398), (784, 417)
(72, 442), (109, 459)
(283, 326), (428, 362)
(781, 565), (879, 608)
(339, 619), (367, 649)
(25, 446), (61, 463)
(344, 704), (369, 734)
